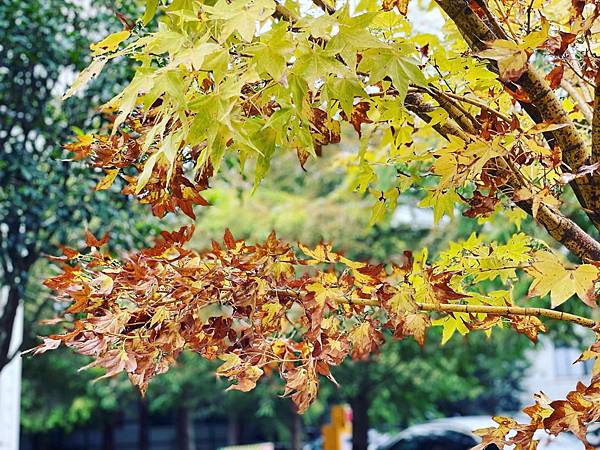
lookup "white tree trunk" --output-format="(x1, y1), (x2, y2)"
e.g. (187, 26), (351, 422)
(0, 287), (22, 450)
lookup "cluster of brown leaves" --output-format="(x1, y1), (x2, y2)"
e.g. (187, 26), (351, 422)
(475, 327), (600, 449)
(31, 228), (544, 413)
(64, 114), (211, 219)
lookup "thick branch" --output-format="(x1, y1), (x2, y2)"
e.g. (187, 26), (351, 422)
(520, 202), (600, 261)
(474, 0), (510, 40)
(435, 0), (600, 233)
(561, 79), (593, 124)
(0, 284), (22, 372)
(340, 298), (597, 328)
(593, 81), (600, 163)
(311, 0), (335, 14)
(438, 90), (515, 125)
(404, 93), (472, 141)
(405, 94), (600, 261)
(273, 3), (296, 23)
(426, 88), (479, 134)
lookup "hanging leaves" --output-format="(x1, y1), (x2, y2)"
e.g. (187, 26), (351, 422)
(33, 228), (569, 413)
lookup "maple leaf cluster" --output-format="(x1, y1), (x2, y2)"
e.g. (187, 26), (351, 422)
(475, 330), (600, 449)
(32, 228), (568, 413)
(65, 115), (212, 219)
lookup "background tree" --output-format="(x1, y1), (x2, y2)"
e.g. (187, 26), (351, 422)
(0, 1), (164, 446)
(0, 0), (151, 372)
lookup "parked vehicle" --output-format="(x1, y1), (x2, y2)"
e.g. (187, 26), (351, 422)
(302, 429), (389, 450)
(376, 416), (584, 450)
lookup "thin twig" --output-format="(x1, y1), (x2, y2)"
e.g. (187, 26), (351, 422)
(311, 0), (336, 14)
(561, 79), (593, 124)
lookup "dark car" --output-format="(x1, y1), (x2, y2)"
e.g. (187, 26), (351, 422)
(377, 416), (583, 450)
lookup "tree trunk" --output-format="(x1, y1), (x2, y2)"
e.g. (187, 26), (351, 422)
(139, 397), (150, 450)
(176, 403), (196, 450)
(0, 283), (24, 372)
(350, 362), (372, 450)
(32, 433), (48, 450)
(290, 403), (303, 450)
(351, 391), (370, 450)
(227, 413), (241, 445)
(101, 417), (116, 450)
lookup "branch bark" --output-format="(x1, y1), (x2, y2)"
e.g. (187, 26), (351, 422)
(273, 285), (597, 328)
(434, 0), (600, 233)
(593, 81), (600, 163)
(311, 0), (335, 14)
(351, 364), (371, 450)
(517, 201), (600, 261)
(339, 299), (597, 328)
(405, 93), (473, 141)
(0, 283), (23, 372)
(561, 79), (593, 124)
(405, 94), (600, 261)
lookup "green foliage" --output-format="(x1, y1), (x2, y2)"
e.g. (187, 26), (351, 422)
(0, 0), (151, 432)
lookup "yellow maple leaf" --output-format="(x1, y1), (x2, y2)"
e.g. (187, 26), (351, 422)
(418, 189), (460, 224)
(96, 169), (120, 191)
(401, 313), (430, 346)
(90, 30), (131, 56)
(432, 315), (469, 345)
(527, 251), (599, 308)
(477, 40), (529, 82)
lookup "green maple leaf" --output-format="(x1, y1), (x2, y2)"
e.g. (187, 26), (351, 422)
(206, 0), (276, 43)
(358, 48), (426, 101)
(325, 8), (388, 67)
(324, 77), (367, 117)
(293, 44), (348, 85)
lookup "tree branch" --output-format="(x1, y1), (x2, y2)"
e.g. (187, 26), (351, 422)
(518, 201), (600, 261)
(273, 3), (297, 23)
(561, 79), (593, 124)
(339, 298), (597, 329)
(472, 0), (510, 40)
(311, 0), (335, 15)
(592, 81), (600, 164)
(0, 284), (22, 372)
(405, 93), (473, 141)
(434, 0), (600, 234)
(425, 87), (480, 134)
(271, 286), (597, 328)
(405, 94), (600, 261)
(437, 89), (515, 125)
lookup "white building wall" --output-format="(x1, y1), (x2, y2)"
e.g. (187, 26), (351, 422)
(521, 337), (590, 405)
(0, 287), (23, 450)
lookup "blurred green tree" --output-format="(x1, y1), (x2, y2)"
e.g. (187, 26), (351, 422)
(0, 0), (152, 446)
(0, 0), (151, 370)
